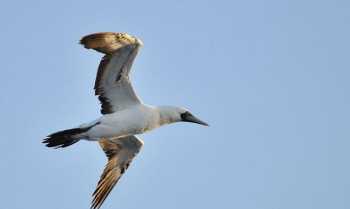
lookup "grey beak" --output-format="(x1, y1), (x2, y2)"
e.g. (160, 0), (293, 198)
(181, 112), (209, 126)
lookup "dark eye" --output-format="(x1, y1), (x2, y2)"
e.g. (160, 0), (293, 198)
(180, 111), (192, 120)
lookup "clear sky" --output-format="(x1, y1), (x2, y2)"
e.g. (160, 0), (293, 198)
(1, 0), (349, 209)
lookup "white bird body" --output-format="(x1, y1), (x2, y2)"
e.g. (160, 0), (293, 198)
(85, 104), (160, 140)
(43, 32), (208, 209)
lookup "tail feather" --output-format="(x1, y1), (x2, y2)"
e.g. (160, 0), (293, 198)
(42, 127), (89, 148)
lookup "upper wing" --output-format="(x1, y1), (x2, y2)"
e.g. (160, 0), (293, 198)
(91, 136), (143, 209)
(80, 32), (143, 114)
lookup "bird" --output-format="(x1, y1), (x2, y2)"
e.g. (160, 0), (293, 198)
(42, 32), (208, 209)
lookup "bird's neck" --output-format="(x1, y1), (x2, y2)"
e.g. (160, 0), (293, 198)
(156, 106), (181, 126)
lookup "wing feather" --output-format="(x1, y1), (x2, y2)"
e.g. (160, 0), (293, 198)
(80, 32), (141, 54)
(80, 32), (143, 114)
(91, 136), (143, 209)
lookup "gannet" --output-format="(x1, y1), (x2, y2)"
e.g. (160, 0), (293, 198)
(42, 32), (208, 209)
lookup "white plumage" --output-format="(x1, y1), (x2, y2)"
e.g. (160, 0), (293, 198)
(43, 32), (208, 209)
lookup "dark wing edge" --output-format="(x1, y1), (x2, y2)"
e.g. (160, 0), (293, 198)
(94, 55), (114, 114)
(93, 45), (140, 114)
(81, 33), (142, 115)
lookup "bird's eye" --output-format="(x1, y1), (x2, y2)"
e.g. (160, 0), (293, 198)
(180, 111), (192, 120)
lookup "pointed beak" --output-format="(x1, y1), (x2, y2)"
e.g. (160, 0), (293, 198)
(183, 114), (209, 126)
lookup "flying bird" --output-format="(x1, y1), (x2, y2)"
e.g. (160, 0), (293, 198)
(42, 32), (208, 209)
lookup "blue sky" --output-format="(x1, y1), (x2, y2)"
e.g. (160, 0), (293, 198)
(1, 0), (350, 209)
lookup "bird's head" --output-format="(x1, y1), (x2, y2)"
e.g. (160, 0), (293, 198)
(158, 106), (208, 126)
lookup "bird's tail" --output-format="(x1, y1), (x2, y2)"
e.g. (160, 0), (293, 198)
(42, 127), (91, 148)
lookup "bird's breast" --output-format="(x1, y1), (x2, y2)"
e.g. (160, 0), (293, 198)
(97, 105), (159, 137)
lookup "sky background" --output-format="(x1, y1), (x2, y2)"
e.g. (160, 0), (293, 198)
(1, 0), (350, 209)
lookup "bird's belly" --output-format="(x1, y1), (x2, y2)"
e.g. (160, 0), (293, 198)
(86, 116), (146, 140)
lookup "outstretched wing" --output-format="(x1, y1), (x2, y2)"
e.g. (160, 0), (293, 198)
(91, 136), (143, 209)
(80, 32), (143, 114)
